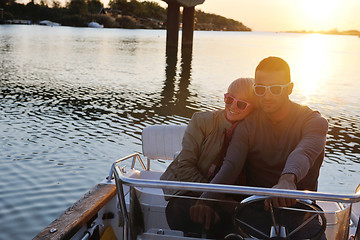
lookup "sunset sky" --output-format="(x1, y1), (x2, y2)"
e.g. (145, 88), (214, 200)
(16, 0), (360, 32)
(157, 0), (360, 32)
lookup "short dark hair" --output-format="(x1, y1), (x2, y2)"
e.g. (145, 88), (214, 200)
(255, 56), (291, 82)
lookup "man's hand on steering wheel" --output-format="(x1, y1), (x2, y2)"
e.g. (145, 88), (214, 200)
(265, 173), (297, 210)
(190, 199), (220, 230)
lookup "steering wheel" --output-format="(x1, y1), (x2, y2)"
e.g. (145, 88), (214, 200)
(232, 195), (326, 240)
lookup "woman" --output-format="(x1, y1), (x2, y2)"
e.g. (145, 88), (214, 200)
(160, 77), (255, 238)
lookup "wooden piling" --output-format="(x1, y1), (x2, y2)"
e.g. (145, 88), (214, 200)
(166, 2), (180, 49)
(182, 6), (195, 49)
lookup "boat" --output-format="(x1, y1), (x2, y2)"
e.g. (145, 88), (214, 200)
(88, 22), (104, 28)
(5, 19), (32, 24)
(34, 125), (360, 240)
(39, 20), (61, 26)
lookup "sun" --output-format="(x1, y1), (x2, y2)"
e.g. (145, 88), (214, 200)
(302, 0), (339, 24)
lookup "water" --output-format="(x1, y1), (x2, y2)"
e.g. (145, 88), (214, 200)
(0, 25), (360, 239)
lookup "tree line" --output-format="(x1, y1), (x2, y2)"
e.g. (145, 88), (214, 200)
(0, 0), (251, 31)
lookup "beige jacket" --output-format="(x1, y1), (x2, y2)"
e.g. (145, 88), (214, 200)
(160, 110), (232, 198)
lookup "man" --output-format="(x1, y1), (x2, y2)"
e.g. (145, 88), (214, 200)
(160, 78), (255, 238)
(198, 56), (328, 239)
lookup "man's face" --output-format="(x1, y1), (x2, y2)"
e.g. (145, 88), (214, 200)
(254, 70), (292, 114)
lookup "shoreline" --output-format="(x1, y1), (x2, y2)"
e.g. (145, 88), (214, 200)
(283, 30), (360, 37)
(1, 22), (359, 38)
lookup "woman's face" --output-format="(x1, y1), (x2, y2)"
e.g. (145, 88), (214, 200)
(224, 88), (254, 122)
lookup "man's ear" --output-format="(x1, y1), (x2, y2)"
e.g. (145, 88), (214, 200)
(287, 82), (294, 95)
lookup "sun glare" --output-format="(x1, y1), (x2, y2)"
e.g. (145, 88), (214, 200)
(295, 34), (332, 105)
(301, 0), (339, 29)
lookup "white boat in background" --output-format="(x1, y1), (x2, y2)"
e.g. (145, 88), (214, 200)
(5, 19), (31, 24)
(34, 125), (360, 240)
(39, 20), (61, 26)
(88, 22), (104, 28)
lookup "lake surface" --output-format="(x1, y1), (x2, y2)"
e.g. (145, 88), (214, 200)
(0, 25), (359, 239)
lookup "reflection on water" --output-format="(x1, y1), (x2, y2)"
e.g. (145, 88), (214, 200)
(0, 25), (360, 239)
(162, 47), (194, 117)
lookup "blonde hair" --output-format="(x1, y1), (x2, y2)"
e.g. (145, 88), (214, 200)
(227, 77), (254, 100)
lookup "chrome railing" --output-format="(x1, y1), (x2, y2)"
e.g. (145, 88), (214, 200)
(107, 153), (146, 183)
(111, 154), (360, 240)
(114, 165), (360, 204)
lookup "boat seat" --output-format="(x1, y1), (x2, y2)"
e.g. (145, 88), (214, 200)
(142, 124), (187, 165)
(137, 170), (165, 207)
(138, 124), (187, 206)
(135, 125), (187, 230)
(137, 124), (187, 206)
(124, 169), (171, 230)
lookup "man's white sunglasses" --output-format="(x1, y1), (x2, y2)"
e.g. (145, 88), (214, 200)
(253, 82), (292, 96)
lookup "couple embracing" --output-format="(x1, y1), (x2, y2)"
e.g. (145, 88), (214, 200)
(160, 56), (328, 240)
